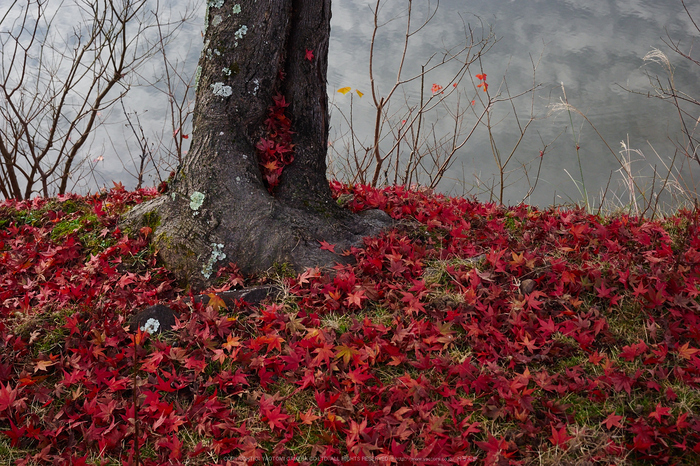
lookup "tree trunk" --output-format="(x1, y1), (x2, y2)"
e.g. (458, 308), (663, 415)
(122, 0), (390, 290)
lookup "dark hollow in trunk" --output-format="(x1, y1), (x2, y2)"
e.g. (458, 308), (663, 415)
(121, 0), (391, 290)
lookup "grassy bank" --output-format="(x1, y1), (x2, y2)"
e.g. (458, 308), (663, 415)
(0, 182), (699, 465)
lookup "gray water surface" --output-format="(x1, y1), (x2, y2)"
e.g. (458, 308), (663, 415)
(12, 0), (698, 210)
(327, 0), (700, 210)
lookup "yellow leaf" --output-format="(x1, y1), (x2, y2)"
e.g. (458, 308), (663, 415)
(337, 87), (351, 95)
(334, 344), (359, 365)
(206, 293), (227, 311)
(355, 89), (364, 97)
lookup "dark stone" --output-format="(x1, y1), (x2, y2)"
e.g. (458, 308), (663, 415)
(130, 285), (280, 334)
(520, 279), (536, 295)
(130, 304), (178, 334)
(191, 285), (280, 310)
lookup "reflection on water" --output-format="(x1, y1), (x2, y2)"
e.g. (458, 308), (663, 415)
(31, 0), (696, 210)
(328, 0), (700, 209)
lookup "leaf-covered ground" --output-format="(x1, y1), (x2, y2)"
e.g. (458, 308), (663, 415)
(0, 182), (699, 465)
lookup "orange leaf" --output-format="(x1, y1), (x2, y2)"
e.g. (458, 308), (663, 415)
(223, 334), (241, 352)
(300, 408), (321, 425)
(677, 342), (699, 360)
(337, 87), (351, 95)
(206, 293), (227, 311)
(262, 160), (279, 171)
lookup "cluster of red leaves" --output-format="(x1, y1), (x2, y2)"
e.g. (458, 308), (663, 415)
(476, 74), (488, 92)
(0, 182), (699, 465)
(256, 94), (294, 192)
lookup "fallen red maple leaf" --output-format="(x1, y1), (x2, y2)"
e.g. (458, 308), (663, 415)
(319, 240), (336, 253)
(603, 412), (624, 429)
(549, 425), (573, 448)
(261, 404), (291, 430)
(0, 382), (24, 413)
(648, 403), (672, 423)
(1, 419), (26, 446)
(300, 408), (321, 425)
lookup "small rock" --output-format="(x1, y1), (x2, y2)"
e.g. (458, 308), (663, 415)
(192, 285), (280, 309)
(130, 304), (178, 334)
(520, 279), (536, 295)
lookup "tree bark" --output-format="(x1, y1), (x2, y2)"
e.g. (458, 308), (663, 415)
(122, 0), (390, 290)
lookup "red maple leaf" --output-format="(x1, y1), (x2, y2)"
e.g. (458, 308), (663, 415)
(63, 313), (81, 335)
(300, 408), (321, 425)
(262, 405), (291, 430)
(312, 342), (335, 367)
(603, 412), (624, 429)
(346, 418), (368, 447)
(157, 434), (183, 460)
(595, 280), (616, 299)
(0, 383), (23, 413)
(305, 49), (314, 61)
(549, 425), (573, 448)
(648, 403), (672, 423)
(117, 272), (137, 289)
(476, 434), (513, 459)
(184, 356), (207, 374)
(344, 288), (366, 309)
(259, 334), (284, 353)
(314, 390), (340, 411)
(519, 334), (539, 353)
(1, 419), (26, 446)
(619, 340), (648, 361)
(645, 289), (666, 308)
(538, 317), (557, 335)
(524, 290), (546, 311)
(319, 241), (336, 252)
(346, 367), (373, 386)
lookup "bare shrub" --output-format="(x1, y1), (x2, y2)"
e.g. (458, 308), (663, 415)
(0, 0), (196, 200)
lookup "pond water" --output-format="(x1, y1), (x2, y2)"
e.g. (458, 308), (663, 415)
(13, 0), (699, 211)
(326, 0), (700, 211)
